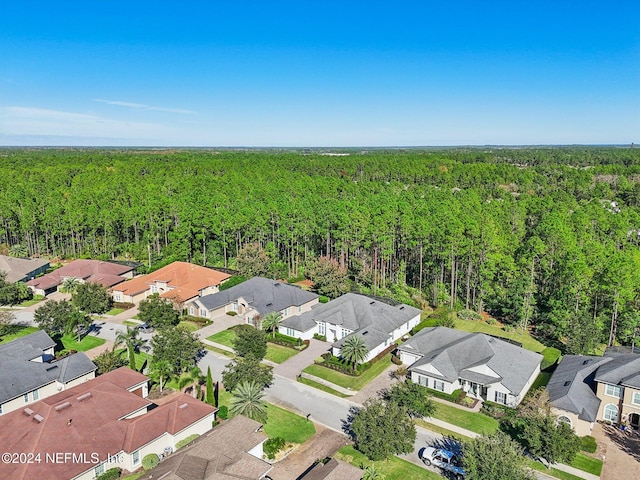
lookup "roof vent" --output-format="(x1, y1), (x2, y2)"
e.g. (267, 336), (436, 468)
(54, 401), (72, 411)
(33, 414), (44, 423)
(564, 381), (571, 387)
(369, 301), (375, 305)
(179, 403), (189, 409)
(274, 283), (280, 287)
(46, 365), (59, 372)
(399, 306), (405, 310)
(76, 392), (92, 401)
(582, 360), (591, 365)
(362, 331), (368, 336)
(266, 303), (273, 307)
(23, 408), (34, 416)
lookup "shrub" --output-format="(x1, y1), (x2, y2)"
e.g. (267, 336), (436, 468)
(264, 437), (286, 460)
(319, 296), (329, 303)
(226, 311), (238, 316)
(96, 468), (121, 480)
(580, 435), (597, 453)
(481, 400), (515, 420)
(391, 354), (402, 365)
(176, 434), (200, 449)
(142, 453), (160, 470)
(313, 333), (327, 341)
(113, 302), (134, 310)
(458, 309), (482, 321)
(486, 318), (497, 325)
(212, 419), (220, 428)
(181, 314), (210, 325)
(218, 405), (228, 419)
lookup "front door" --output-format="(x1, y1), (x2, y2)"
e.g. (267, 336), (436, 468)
(630, 413), (640, 430)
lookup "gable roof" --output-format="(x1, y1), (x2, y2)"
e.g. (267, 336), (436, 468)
(594, 353), (640, 389)
(399, 327), (542, 395)
(0, 255), (50, 283)
(26, 259), (134, 291)
(547, 355), (608, 422)
(113, 261), (231, 302)
(195, 276), (318, 316)
(0, 331), (97, 404)
(0, 368), (216, 480)
(283, 293), (421, 344)
(138, 415), (271, 480)
(299, 458), (363, 480)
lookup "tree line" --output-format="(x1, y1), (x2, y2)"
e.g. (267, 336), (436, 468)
(1, 147), (639, 352)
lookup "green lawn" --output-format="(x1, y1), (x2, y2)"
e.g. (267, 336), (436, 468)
(530, 372), (552, 390)
(206, 329), (237, 348)
(177, 320), (201, 333)
(123, 320), (141, 327)
(17, 295), (45, 307)
(336, 445), (442, 480)
(526, 459), (585, 480)
(302, 354), (393, 391)
(265, 343), (298, 363)
(262, 403), (316, 443)
(59, 334), (106, 352)
(430, 401), (499, 435)
(105, 307), (126, 316)
(297, 376), (350, 398)
(570, 452), (603, 476)
(205, 345), (235, 357)
(0, 325), (38, 344)
(415, 418), (469, 440)
(452, 318), (545, 352)
(114, 348), (151, 371)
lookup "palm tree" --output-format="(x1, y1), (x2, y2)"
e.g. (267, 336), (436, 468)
(59, 277), (80, 294)
(180, 366), (204, 398)
(150, 359), (173, 392)
(362, 465), (386, 480)
(339, 335), (369, 372)
(229, 380), (268, 423)
(65, 310), (90, 343)
(114, 327), (142, 370)
(261, 311), (283, 338)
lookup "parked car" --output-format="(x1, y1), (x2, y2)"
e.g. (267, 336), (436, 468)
(138, 323), (154, 333)
(420, 447), (465, 479)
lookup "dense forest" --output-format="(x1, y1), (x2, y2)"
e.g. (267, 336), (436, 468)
(1, 147), (639, 353)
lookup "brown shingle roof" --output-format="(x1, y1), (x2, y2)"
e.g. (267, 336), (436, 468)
(0, 368), (216, 480)
(113, 261), (231, 302)
(0, 255), (50, 283)
(26, 259), (134, 291)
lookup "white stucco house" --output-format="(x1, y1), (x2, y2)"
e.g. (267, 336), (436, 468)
(398, 327), (542, 407)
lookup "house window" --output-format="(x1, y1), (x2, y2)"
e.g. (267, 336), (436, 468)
(232, 302), (238, 312)
(298, 305), (302, 312)
(286, 328), (295, 337)
(189, 306), (195, 315)
(558, 416), (572, 428)
(417, 375), (428, 387)
(32, 390), (39, 401)
(0, 404), (3, 414)
(150, 285), (158, 294)
(132, 450), (140, 465)
(114, 292), (121, 302)
(495, 391), (507, 405)
(284, 307), (289, 316)
(632, 392), (640, 405)
(200, 309), (207, 317)
(24, 393), (29, 403)
(605, 384), (622, 398)
(340, 328), (349, 338)
(433, 380), (445, 392)
(318, 322), (325, 335)
(603, 404), (619, 422)
(95, 463), (105, 477)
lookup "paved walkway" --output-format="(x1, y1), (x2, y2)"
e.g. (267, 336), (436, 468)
(273, 338), (329, 379)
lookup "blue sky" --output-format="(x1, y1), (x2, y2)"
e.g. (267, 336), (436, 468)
(1, 1), (638, 146)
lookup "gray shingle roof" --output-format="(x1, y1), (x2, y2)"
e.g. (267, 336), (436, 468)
(282, 293), (421, 351)
(594, 353), (640, 389)
(195, 276), (318, 317)
(547, 355), (608, 422)
(0, 331), (97, 404)
(399, 327), (542, 395)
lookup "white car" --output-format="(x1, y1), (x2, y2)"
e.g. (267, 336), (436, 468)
(420, 447), (465, 480)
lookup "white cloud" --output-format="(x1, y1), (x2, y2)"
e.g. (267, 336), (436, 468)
(94, 99), (196, 114)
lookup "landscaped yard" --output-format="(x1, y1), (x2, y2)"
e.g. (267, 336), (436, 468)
(17, 295), (45, 307)
(336, 445), (442, 480)
(302, 353), (393, 391)
(570, 452), (603, 476)
(206, 329), (236, 348)
(114, 348), (151, 371)
(265, 343), (298, 363)
(262, 403), (316, 443)
(429, 401), (499, 435)
(177, 320), (201, 333)
(297, 376), (350, 398)
(0, 325), (38, 344)
(59, 334), (106, 352)
(105, 307), (126, 316)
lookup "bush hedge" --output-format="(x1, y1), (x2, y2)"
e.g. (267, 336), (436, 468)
(96, 468), (121, 480)
(218, 405), (228, 419)
(226, 311), (238, 316)
(142, 453), (160, 470)
(176, 434), (200, 450)
(319, 296), (329, 303)
(580, 435), (597, 453)
(313, 333), (327, 341)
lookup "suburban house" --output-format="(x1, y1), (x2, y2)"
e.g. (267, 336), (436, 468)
(397, 327), (542, 407)
(594, 353), (640, 430)
(298, 458), (363, 480)
(26, 259), (136, 296)
(0, 254), (50, 283)
(0, 367), (217, 480)
(138, 415), (273, 480)
(0, 330), (97, 415)
(280, 293), (422, 362)
(186, 276), (319, 326)
(547, 355), (610, 436)
(110, 261), (231, 305)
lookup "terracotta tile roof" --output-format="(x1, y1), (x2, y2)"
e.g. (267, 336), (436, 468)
(27, 259), (134, 291)
(0, 368), (215, 480)
(113, 261), (231, 302)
